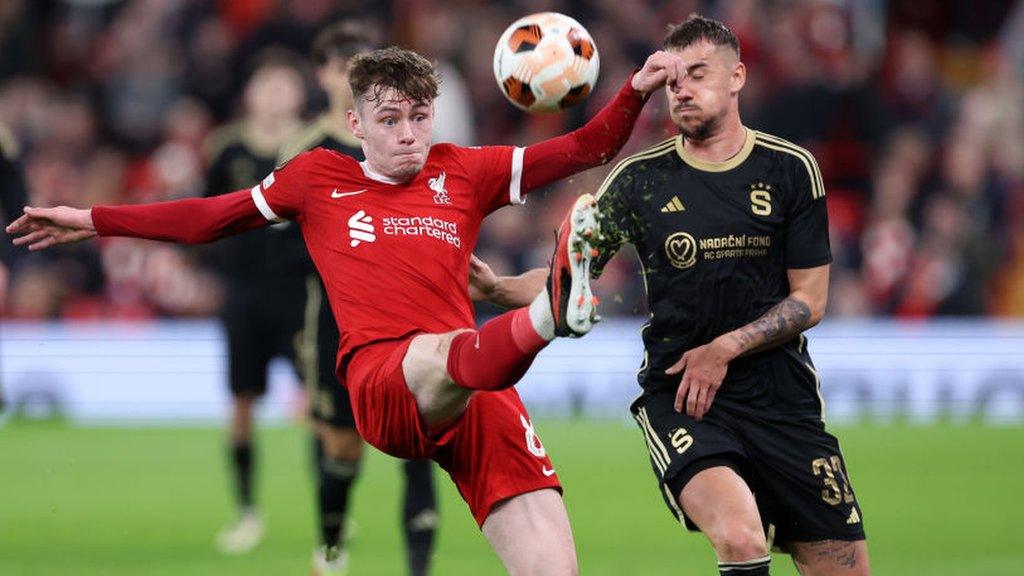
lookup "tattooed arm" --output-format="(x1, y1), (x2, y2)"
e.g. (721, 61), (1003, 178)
(721, 265), (830, 357)
(667, 264), (830, 418)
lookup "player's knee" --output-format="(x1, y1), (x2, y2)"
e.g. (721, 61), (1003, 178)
(403, 333), (452, 391)
(403, 332), (474, 430)
(709, 523), (767, 562)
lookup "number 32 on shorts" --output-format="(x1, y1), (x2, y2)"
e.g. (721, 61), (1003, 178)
(812, 455), (854, 506)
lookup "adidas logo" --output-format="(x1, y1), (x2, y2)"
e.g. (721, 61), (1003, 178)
(661, 196), (685, 213)
(846, 507), (861, 525)
(348, 210), (375, 247)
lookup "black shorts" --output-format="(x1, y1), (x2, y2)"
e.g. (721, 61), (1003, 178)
(631, 387), (866, 545)
(221, 283), (306, 397)
(298, 275), (355, 428)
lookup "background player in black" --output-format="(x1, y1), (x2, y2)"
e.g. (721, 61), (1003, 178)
(0, 122), (30, 413)
(277, 22), (439, 576)
(202, 49), (307, 554)
(592, 16), (870, 576)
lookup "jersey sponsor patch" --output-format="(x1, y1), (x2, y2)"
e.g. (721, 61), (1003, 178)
(347, 210), (375, 247)
(381, 214), (461, 247)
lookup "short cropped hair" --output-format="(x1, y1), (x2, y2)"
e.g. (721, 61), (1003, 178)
(348, 47), (440, 107)
(663, 14), (740, 58)
(311, 20), (380, 65)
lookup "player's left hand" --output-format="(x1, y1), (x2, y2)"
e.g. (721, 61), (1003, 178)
(468, 254), (499, 302)
(667, 339), (734, 419)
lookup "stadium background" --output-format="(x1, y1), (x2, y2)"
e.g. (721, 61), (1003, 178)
(1, 0), (1022, 574)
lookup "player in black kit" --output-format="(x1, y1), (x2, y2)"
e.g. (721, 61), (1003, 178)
(592, 16), (870, 576)
(202, 49), (308, 555)
(277, 22), (438, 576)
(0, 123), (30, 413)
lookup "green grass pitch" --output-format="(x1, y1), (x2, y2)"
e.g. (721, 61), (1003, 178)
(1, 419), (1022, 575)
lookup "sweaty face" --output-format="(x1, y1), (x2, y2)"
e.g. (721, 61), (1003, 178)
(665, 42), (742, 142)
(350, 88), (433, 182)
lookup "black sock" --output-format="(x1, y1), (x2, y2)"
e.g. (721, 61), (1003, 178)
(719, 555), (770, 575)
(230, 441), (254, 511)
(316, 439), (359, 549)
(402, 459), (437, 576)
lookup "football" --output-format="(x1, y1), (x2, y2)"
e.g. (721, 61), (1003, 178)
(493, 12), (600, 113)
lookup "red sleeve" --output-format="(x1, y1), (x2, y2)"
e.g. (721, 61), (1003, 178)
(520, 73), (648, 193)
(450, 144), (519, 215)
(92, 151), (316, 243)
(250, 150), (312, 222)
(92, 190), (268, 244)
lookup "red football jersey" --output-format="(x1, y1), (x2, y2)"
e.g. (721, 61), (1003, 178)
(250, 143), (525, 373)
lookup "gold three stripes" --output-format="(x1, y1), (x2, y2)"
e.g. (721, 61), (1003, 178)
(753, 131), (826, 200)
(661, 196), (685, 213)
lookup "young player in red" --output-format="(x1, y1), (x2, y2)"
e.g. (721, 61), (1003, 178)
(10, 46), (684, 574)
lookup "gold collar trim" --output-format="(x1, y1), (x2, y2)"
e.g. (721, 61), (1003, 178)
(674, 128), (755, 172)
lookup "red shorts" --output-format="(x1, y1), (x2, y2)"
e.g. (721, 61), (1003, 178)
(344, 336), (562, 527)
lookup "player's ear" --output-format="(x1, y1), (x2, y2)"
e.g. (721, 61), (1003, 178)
(348, 107), (363, 139)
(730, 61), (746, 95)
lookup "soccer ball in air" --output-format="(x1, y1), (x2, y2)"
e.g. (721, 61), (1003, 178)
(493, 12), (600, 113)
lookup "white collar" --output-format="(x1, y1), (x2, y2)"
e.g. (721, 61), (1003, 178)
(360, 161), (404, 185)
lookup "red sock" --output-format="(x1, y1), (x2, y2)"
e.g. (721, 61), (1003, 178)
(446, 307), (548, 391)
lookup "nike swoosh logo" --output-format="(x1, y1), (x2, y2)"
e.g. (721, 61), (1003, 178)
(542, 466), (556, 477)
(332, 189), (367, 198)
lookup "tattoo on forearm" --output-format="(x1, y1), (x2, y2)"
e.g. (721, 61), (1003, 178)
(807, 540), (858, 568)
(731, 296), (812, 355)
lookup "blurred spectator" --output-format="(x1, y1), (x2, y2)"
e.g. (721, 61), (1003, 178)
(0, 122), (29, 312)
(1, 0), (1021, 319)
(0, 0), (38, 81)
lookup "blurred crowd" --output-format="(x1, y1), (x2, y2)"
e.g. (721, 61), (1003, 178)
(1, 0), (1023, 320)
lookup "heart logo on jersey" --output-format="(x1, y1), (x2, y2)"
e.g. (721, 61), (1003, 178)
(665, 232), (697, 269)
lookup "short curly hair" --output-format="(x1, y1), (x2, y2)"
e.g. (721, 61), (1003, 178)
(348, 47), (440, 108)
(664, 14), (740, 58)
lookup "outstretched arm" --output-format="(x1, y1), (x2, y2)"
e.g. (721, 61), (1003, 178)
(520, 51), (685, 193)
(468, 254), (547, 308)
(7, 190), (269, 250)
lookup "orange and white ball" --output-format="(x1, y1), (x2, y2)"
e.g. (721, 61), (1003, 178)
(493, 12), (600, 113)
